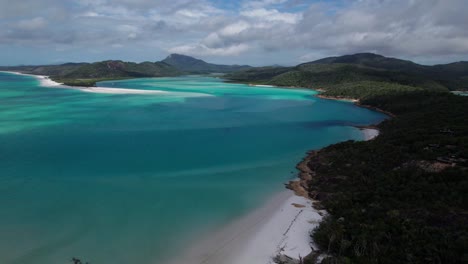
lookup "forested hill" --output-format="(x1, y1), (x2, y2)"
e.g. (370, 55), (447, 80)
(162, 54), (251, 74)
(299, 91), (468, 263)
(226, 53), (468, 99)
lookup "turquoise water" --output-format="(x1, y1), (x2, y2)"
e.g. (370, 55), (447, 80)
(0, 73), (386, 264)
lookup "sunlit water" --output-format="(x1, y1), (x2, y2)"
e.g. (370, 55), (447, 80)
(0, 72), (386, 264)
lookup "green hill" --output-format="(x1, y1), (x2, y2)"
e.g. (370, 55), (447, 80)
(60, 60), (179, 79)
(226, 53), (468, 99)
(162, 54), (251, 74)
(304, 91), (468, 263)
(54, 60), (181, 86)
(309, 53), (422, 72)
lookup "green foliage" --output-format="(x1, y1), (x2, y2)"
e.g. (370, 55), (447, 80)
(53, 77), (131, 87)
(308, 92), (468, 263)
(266, 63), (448, 99)
(321, 81), (424, 100)
(62, 60), (181, 79)
(225, 66), (293, 83)
(226, 53), (467, 96)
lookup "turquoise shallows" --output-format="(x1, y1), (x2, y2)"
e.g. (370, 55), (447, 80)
(0, 73), (386, 264)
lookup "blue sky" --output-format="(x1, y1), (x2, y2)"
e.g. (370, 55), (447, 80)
(1, 0), (467, 66)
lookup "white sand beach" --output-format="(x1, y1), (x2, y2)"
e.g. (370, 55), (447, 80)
(167, 191), (325, 264)
(36, 75), (63, 87)
(1, 71), (170, 95)
(362, 128), (380, 140)
(79, 87), (167, 94)
(254, 84), (275, 87)
(0, 71), (62, 86)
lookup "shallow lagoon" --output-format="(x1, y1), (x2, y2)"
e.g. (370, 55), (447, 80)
(0, 73), (386, 264)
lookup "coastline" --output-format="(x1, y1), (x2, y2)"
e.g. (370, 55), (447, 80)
(0, 71), (168, 95)
(166, 190), (325, 264)
(169, 126), (381, 264)
(316, 94), (358, 103)
(164, 86), (386, 264)
(0, 71), (63, 87)
(360, 128), (380, 141)
(316, 94), (396, 117)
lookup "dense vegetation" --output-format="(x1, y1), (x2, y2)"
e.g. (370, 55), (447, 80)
(162, 53), (251, 74)
(54, 60), (181, 86)
(226, 53), (468, 99)
(303, 92), (468, 263)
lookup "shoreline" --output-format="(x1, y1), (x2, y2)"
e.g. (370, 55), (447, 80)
(316, 94), (358, 103)
(170, 127), (381, 264)
(166, 190), (325, 264)
(316, 94), (396, 117)
(166, 86), (387, 264)
(360, 127), (380, 141)
(0, 71), (63, 87)
(0, 71), (169, 95)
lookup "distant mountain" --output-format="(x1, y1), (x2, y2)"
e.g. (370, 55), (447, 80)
(308, 53), (422, 72)
(162, 54), (251, 74)
(0, 63), (87, 77)
(226, 53), (468, 99)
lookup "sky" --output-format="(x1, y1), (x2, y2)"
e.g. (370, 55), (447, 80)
(1, 0), (468, 66)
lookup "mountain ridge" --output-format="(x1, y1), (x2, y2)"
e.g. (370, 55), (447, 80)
(162, 53), (251, 74)
(1, 53), (467, 90)
(226, 53), (468, 96)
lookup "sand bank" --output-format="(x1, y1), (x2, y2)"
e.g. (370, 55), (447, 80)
(167, 191), (324, 264)
(78, 87), (167, 94)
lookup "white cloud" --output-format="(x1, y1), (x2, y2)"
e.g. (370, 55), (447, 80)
(241, 8), (301, 24)
(16, 17), (47, 30)
(169, 43), (250, 56)
(219, 21), (251, 36)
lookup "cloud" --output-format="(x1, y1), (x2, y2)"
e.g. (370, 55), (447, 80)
(292, 0), (468, 59)
(16, 17), (47, 31)
(1, 0), (468, 65)
(241, 8), (301, 24)
(169, 43), (250, 56)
